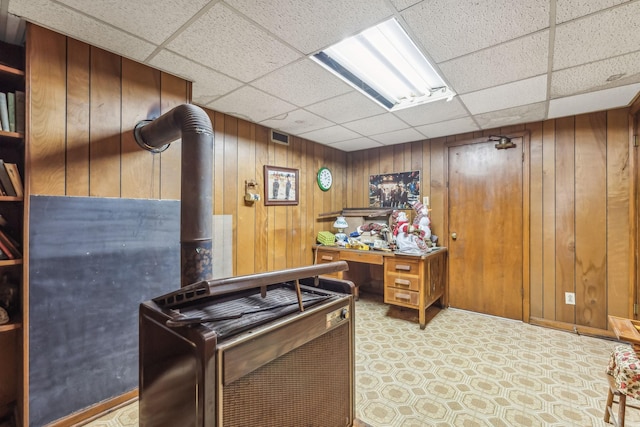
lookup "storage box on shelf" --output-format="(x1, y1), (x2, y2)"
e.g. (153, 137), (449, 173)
(0, 40), (25, 426)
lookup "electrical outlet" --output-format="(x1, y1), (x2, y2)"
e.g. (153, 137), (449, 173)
(565, 292), (575, 305)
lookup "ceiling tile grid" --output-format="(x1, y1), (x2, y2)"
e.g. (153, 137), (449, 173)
(6, 0), (640, 151)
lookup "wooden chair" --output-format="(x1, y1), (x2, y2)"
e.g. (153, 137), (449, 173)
(605, 345), (640, 426)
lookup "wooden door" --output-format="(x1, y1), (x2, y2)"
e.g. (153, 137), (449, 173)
(447, 139), (524, 320)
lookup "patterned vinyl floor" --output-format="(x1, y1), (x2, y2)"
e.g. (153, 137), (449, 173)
(83, 293), (638, 427)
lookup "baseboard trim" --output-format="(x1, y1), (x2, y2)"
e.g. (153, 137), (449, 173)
(45, 390), (138, 427)
(529, 317), (618, 340)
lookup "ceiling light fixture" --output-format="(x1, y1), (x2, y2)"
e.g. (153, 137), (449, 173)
(311, 18), (455, 111)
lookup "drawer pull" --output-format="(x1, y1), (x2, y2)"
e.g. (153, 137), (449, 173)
(394, 278), (411, 287)
(395, 264), (411, 271)
(395, 293), (410, 301)
(321, 255), (334, 261)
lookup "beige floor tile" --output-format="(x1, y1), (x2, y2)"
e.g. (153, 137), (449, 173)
(83, 294), (640, 427)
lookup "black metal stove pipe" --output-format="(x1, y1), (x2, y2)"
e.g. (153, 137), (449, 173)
(133, 104), (213, 287)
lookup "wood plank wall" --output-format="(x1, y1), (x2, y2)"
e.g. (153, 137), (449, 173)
(26, 24), (638, 333)
(345, 111), (635, 332)
(27, 25), (346, 278)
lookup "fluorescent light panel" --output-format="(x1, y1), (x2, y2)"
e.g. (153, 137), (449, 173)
(312, 18), (455, 111)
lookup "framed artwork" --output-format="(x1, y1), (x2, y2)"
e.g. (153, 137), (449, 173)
(369, 170), (420, 209)
(264, 165), (299, 206)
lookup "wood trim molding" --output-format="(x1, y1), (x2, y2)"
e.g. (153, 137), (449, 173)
(45, 390), (137, 427)
(529, 317), (617, 340)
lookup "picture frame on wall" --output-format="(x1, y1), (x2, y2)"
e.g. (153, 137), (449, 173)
(264, 165), (299, 206)
(369, 170), (420, 209)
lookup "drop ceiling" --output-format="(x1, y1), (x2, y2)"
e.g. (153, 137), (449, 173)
(3, 0), (640, 152)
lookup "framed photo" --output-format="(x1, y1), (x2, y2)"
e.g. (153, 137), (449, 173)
(264, 165), (299, 206)
(369, 170), (420, 209)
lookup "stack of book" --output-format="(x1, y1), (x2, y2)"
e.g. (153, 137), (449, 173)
(0, 214), (19, 260)
(0, 160), (22, 197)
(0, 90), (25, 134)
(0, 227), (20, 260)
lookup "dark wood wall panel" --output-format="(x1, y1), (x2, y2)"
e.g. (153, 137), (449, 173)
(554, 117), (577, 324)
(528, 121), (544, 318)
(575, 112), (607, 328)
(28, 25), (66, 196)
(607, 109), (632, 317)
(120, 58), (161, 199)
(65, 38), (90, 196)
(89, 47), (121, 198)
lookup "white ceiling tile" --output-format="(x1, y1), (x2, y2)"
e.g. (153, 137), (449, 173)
(415, 116), (479, 139)
(402, 0), (549, 63)
(475, 102), (547, 129)
(392, 97), (468, 126)
(370, 128), (425, 145)
(305, 91), (387, 123)
(166, 3), (301, 82)
(327, 137), (384, 152)
(439, 31), (548, 94)
(224, 0), (396, 54)
(9, 0), (156, 61)
(343, 114), (409, 135)
(148, 50), (243, 105)
(260, 109), (334, 135)
(206, 86), (295, 123)
(298, 126), (361, 145)
(252, 59), (352, 107)
(461, 75), (548, 115)
(553, 2), (640, 70)
(548, 83), (640, 118)
(550, 51), (640, 98)
(556, 0), (630, 23)
(389, 0), (422, 11)
(56, 0), (210, 44)
(9, 0), (640, 151)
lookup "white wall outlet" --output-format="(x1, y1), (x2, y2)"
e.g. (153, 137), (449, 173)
(565, 292), (576, 305)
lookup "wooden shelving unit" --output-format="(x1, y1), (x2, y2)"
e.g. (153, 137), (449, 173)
(0, 40), (25, 426)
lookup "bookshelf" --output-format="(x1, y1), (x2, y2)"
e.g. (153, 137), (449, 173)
(0, 40), (25, 426)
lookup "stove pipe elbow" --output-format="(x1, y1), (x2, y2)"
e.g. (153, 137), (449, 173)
(134, 104), (213, 287)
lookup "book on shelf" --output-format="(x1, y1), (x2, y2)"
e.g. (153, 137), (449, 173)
(0, 229), (20, 259)
(0, 160), (16, 196)
(7, 92), (15, 132)
(0, 92), (9, 132)
(4, 163), (22, 197)
(14, 91), (24, 134)
(0, 230), (17, 259)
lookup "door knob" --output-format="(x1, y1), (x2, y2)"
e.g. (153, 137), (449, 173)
(451, 232), (457, 240)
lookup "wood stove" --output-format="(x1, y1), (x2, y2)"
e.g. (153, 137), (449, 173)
(139, 261), (354, 427)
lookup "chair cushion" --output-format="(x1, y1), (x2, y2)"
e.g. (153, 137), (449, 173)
(607, 344), (640, 399)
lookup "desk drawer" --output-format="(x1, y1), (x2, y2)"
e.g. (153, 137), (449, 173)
(384, 287), (419, 308)
(386, 274), (420, 292)
(386, 257), (421, 276)
(316, 250), (340, 263)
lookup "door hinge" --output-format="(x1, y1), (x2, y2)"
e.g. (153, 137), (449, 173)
(635, 303), (638, 315)
(634, 135), (639, 148)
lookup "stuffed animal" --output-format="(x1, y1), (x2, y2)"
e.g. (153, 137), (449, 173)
(392, 210), (428, 254)
(411, 201), (432, 241)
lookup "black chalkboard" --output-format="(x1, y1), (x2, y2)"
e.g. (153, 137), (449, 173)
(29, 196), (181, 427)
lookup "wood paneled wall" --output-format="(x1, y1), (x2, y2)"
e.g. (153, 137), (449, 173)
(26, 23), (638, 332)
(346, 111), (635, 332)
(27, 25), (346, 277)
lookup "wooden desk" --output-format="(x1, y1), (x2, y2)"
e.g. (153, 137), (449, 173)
(609, 315), (640, 352)
(314, 245), (448, 328)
